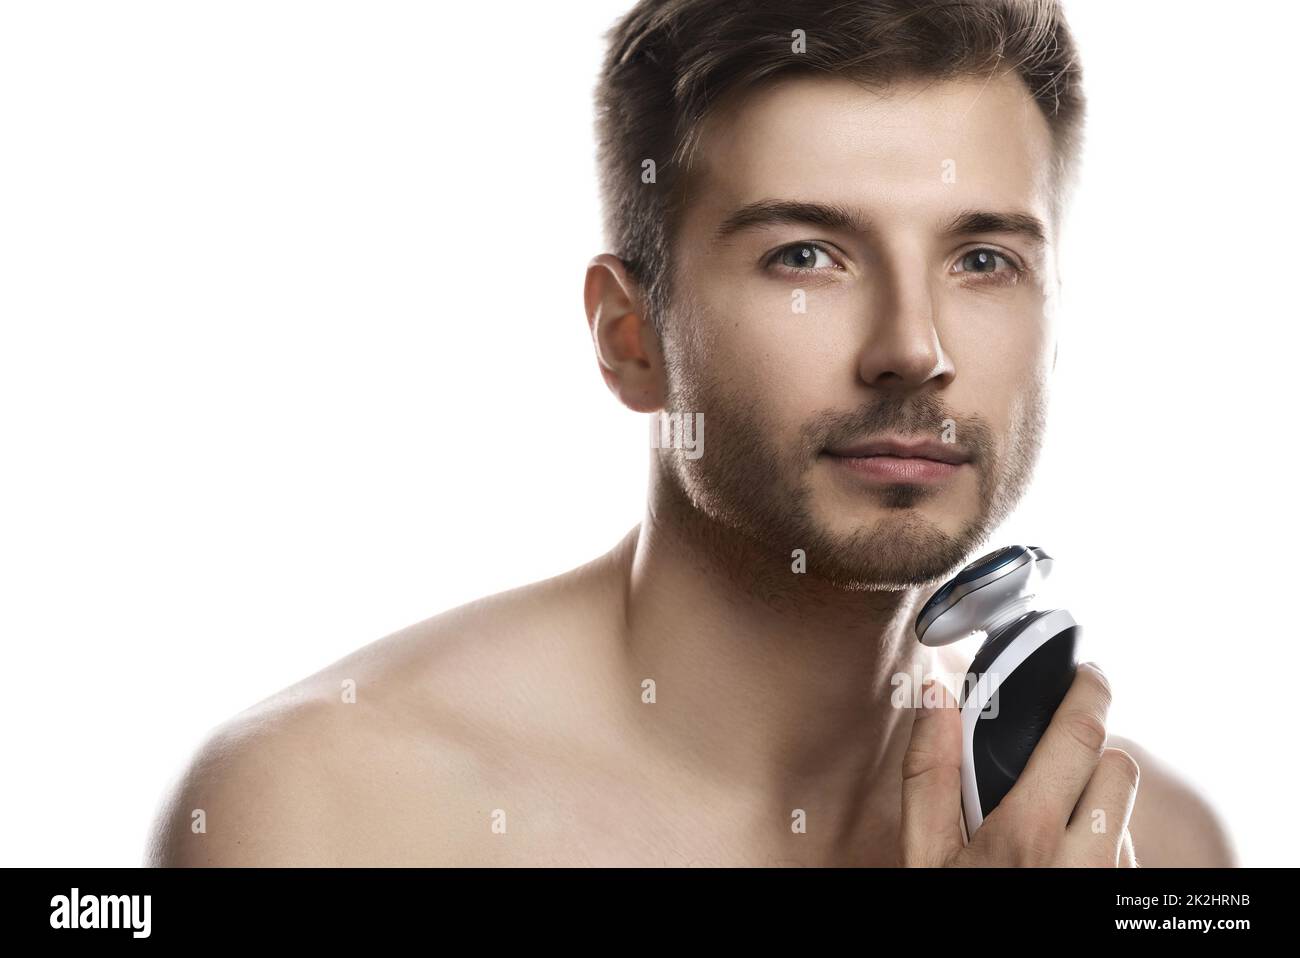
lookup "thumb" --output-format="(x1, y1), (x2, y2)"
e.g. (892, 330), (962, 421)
(900, 677), (965, 866)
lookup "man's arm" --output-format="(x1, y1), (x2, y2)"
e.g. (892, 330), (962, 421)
(1106, 734), (1238, 867)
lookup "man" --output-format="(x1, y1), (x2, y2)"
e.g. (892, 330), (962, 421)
(146, 0), (1236, 867)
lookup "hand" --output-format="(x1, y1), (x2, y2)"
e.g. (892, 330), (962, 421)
(900, 662), (1139, 867)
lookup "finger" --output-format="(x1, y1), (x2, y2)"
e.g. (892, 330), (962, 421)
(1000, 662), (1112, 840)
(1064, 746), (1140, 864)
(900, 678), (964, 866)
(1120, 827), (1138, 867)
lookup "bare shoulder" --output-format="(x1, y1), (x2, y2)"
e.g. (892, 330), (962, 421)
(143, 648), (496, 866)
(1105, 733), (1238, 867)
(144, 698), (351, 866)
(145, 531), (634, 867)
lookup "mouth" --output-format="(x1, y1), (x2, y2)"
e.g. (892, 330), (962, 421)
(821, 435), (971, 485)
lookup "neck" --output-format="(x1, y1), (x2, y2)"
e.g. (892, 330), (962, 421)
(608, 465), (963, 853)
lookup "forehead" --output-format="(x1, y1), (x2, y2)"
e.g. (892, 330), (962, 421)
(685, 71), (1056, 233)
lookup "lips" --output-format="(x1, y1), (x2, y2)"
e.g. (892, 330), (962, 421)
(823, 435), (971, 465)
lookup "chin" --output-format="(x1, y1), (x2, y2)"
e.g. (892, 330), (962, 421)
(804, 507), (976, 578)
(815, 498), (965, 535)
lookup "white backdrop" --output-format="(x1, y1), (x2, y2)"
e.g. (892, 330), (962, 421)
(1, 0), (1293, 867)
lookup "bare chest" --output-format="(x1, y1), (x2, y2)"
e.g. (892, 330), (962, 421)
(330, 757), (899, 867)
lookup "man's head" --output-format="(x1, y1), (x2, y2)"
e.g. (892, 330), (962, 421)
(586, 0), (1085, 590)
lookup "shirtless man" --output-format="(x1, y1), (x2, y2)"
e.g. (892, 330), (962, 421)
(146, 0), (1237, 867)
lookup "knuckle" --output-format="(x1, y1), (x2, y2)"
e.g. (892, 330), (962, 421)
(900, 745), (933, 780)
(1078, 662), (1113, 709)
(901, 743), (952, 782)
(1059, 707), (1108, 755)
(1101, 746), (1141, 789)
(900, 764), (959, 805)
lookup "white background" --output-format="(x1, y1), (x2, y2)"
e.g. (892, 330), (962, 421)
(1, 0), (1293, 866)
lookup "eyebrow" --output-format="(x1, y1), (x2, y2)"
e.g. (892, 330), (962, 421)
(943, 209), (1048, 246)
(712, 199), (1048, 247)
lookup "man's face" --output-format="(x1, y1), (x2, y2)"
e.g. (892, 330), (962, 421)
(659, 71), (1058, 589)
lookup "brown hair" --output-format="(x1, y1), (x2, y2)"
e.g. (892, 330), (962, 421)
(593, 0), (1086, 334)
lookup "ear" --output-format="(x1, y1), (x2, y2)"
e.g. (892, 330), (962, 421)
(584, 253), (666, 413)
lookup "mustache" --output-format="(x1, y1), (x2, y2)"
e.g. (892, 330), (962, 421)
(803, 398), (994, 463)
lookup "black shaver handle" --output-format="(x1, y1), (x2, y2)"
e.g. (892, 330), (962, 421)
(962, 610), (1080, 829)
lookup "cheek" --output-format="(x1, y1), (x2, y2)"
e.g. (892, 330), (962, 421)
(943, 287), (1050, 383)
(941, 283), (1052, 357)
(937, 292), (1052, 441)
(693, 277), (836, 386)
(676, 282), (837, 445)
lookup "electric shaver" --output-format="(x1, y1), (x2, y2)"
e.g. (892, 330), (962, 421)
(913, 545), (1081, 841)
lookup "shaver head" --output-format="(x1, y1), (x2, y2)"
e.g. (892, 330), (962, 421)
(914, 545), (1053, 647)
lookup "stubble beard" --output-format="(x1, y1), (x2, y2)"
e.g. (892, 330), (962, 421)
(653, 325), (1049, 595)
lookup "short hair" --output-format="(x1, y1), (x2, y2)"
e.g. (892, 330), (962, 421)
(593, 0), (1086, 334)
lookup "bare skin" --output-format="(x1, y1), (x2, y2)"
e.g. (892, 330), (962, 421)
(144, 525), (1235, 867)
(146, 72), (1237, 867)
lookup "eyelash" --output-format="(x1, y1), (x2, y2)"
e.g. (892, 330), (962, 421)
(764, 242), (844, 278)
(950, 247), (1027, 288)
(763, 242), (1028, 287)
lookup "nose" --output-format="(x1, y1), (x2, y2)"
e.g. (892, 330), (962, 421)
(856, 253), (954, 390)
